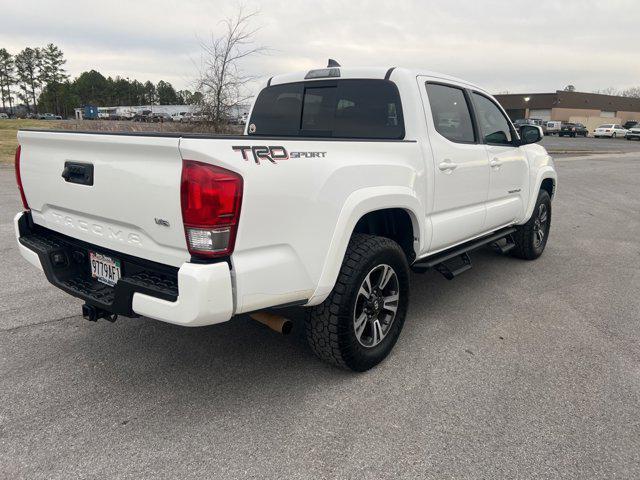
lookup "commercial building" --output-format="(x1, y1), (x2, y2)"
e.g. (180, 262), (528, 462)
(495, 91), (640, 130)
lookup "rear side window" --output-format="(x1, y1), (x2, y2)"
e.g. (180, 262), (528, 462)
(425, 83), (475, 143)
(248, 83), (304, 135)
(248, 80), (404, 139)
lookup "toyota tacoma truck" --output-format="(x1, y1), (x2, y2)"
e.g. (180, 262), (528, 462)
(14, 64), (556, 371)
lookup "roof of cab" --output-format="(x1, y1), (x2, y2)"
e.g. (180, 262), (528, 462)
(268, 66), (487, 94)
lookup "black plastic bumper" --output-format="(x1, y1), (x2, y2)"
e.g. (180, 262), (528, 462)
(17, 212), (179, 317)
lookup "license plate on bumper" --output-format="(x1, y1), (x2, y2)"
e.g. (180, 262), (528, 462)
(89, 251), (121, 287)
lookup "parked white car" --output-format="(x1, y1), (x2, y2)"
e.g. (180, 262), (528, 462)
(13, 65), (557, 371)
(181, 112), (206, 123)
(594, 124), (628, 138)
(626, 125), (640, 141)
(171, 111), (188, 122)
(0, 113), (9, 119)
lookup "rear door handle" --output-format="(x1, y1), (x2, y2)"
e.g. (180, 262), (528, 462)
(490, 158), (502, 169)
(438, 160), (458, 172)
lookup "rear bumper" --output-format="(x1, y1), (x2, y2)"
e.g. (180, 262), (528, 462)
(14, 212), (234, 326)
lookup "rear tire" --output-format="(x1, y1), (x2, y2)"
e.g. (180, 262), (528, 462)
(612, 133), (617, 138)
(512, 190), (552, 260)
(306, 234), (410, 371)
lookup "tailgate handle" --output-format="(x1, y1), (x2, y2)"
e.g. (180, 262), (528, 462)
(62, 162), (94, 186)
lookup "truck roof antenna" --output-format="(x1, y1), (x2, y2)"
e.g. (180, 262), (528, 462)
(327, 59), (341, 68)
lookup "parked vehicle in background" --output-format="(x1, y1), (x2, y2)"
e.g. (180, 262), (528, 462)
(38, 113), (58, 120)
(622, 120), (638, 130)
(132, 110), (152, 122)
(0, 113), (9, 119)
(13, 65), (557, 371)
(149, 113), (173, 123)
(574, 123), (588, 136)
(171, 111), (188, 122)
(559, 122), (588, 137)
(625, 124), (640, 140)
(594, 124), (628, 138)
(545, 121), (562, 135)
(181, 112), (206, 123)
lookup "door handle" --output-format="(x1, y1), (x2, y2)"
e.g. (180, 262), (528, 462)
(438, 160), (458, 172)
(490, 158), (502, 169)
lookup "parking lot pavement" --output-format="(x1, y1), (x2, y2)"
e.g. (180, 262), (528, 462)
(1, 155), (640, 480)
(541, 134), (640, 155)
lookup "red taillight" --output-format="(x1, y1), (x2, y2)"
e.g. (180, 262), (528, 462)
(180, 160), (243, 258)
(14, 145), (29, 210)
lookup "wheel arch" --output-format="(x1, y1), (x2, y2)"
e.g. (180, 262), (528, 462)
(307, 186), (423, 306)
(523, 168), (557, 222)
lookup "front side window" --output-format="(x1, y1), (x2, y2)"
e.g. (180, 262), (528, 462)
(472, 93), (513, 145)
(425, 83), (475, 143)
(249, 79), (404, 139)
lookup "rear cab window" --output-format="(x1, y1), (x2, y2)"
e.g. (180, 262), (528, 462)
(425, 83), (475, 143)
(248, 79), (404, 139)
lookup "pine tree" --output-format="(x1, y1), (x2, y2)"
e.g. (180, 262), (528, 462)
(40, 43), (68, 84)
(39, 44), (68, 115)
(0, 49), (16, 113)
(15, 47), (43, 113)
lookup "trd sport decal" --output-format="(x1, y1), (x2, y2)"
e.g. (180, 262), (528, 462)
(232, 146), (327, 164)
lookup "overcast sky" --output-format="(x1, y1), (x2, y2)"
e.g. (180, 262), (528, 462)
(2, 0), (638, 96)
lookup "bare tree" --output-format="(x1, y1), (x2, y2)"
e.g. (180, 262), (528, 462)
(196, 7), (266, 131)
(592, 87), (619, 96)
(621, 86), (640, 98)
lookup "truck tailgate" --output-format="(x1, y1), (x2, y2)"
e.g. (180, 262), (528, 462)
(17, 130), (189, 267)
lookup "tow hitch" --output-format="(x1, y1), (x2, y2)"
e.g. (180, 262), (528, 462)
(82, 303), (118, 323)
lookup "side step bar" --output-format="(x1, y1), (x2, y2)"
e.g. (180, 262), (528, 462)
(412, 227), (517, 279)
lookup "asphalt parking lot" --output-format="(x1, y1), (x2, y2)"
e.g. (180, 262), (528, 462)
(1, 152), (640, 479)
(541, 134), (640, 155)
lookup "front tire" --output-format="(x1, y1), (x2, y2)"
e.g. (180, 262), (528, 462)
(306, 234), (410, 371)
(512, 189), (552, 260)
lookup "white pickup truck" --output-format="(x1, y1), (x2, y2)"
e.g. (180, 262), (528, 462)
(14, 64), (556, 371)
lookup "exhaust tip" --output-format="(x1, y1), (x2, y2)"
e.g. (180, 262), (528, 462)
(250, 312), (293, 335)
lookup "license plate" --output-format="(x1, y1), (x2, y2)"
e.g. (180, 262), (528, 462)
(89, 251), (121, 287)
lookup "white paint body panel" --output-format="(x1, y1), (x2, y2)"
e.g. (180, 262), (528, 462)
(17, 131), (189, 267)
(16, 66), (557, 326)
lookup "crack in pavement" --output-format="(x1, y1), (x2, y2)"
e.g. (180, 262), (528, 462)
(0, 313), (81, 333)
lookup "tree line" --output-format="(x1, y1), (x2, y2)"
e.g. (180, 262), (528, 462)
(0, 44), (200, 118)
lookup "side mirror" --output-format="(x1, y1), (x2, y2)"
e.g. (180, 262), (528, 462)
(519, 124), (543, 145)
